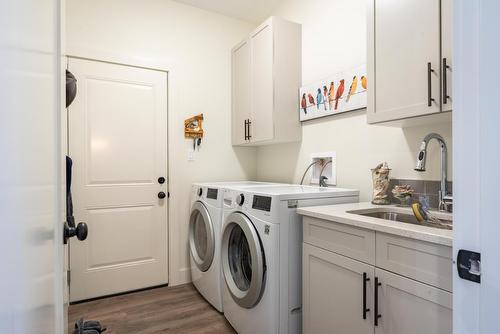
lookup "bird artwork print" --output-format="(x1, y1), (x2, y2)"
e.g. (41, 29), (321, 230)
(308, 93), (315, 107)
(334, 79), (345, 110)
(298, 65), (367, 121)
(346, 76), (358, 103)
(328, 82), (335, 110)
(361, 75), (367, 90)
(322, 86), (328, 110)
(301, 93), (307, 114)
(316, 88), (323, 109)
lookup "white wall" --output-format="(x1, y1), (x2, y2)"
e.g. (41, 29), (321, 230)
(65, 0), (256, 285)
(256, 0), (452, 202)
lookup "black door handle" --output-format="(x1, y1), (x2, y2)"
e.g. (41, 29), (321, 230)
(158, 191), (167, 199)
(374, 276), (382, 326)
(244, 119), (248, 140)
(64, 221), (88, 244)
(247, 119), (252, 140)
(428, 62), (435, 107)
(442, 58), (450, 104)
(158, 177), (166, 184)
(363, 272), (370, 319)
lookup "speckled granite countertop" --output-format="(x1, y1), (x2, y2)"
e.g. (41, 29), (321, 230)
(297, 202), (453, 247)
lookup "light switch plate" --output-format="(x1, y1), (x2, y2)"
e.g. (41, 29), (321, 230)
(187, 149), (195, 161)
(310, 152), (336, 186)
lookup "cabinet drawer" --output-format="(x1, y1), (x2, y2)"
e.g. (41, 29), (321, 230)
(303, 217), (375, 265)
(375, 233), (453, 292)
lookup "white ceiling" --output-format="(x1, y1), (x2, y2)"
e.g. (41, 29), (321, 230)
(172, 0), (281, 23)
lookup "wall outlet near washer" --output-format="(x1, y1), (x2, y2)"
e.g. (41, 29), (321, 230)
(310, 151), (336, 186)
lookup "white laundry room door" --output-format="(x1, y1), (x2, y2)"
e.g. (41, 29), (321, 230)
(68, 57), (168, 302)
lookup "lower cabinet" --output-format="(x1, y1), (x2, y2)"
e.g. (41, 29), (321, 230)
(303, 242), (452, 334)
(303, 243), (374, 334)
(375, 268), (452, 334)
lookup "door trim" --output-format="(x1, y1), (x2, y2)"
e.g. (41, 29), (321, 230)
(221, 212), (266, 309)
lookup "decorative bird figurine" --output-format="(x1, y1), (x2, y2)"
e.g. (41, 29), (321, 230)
(328, 82), (335, 110)
(308, 93), (315, 106)
(301, 93), (307, 114)
(346, 76), (358, 103)
(361, 75), (367, 90)
(335, 79), (345, 110)
(316, 88), (322, 109)
(322, 86), (328, 110)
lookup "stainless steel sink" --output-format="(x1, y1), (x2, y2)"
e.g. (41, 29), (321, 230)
(347, 208), (453, 230)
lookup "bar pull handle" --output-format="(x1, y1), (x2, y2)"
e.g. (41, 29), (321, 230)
(247, 119), (252, 140)
(428, 62), (435, 107)
(442, 58), (450, 104)
(244, 119), (248, 140)
(363, 272), (370, 320)
(374, 276), (382, 326)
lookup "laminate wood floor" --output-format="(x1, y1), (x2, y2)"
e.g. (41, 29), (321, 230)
(68, 284), (236, 334)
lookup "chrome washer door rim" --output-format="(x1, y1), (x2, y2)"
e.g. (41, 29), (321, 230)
(222, 212), (265, 309)
(189, 201), (215, 272)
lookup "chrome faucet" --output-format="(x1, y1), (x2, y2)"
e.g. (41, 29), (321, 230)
(414, 133), (453, 212)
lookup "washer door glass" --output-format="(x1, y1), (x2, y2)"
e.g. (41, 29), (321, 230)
(228, 225), (252, 291)
(222, 212), (265, 309)
(189, 201), (215, 272)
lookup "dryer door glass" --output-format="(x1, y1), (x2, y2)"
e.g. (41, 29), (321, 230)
(189, 201), (215, 272)
(222, 212), (265, 309)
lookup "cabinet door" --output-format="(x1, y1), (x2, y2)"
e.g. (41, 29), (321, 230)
(232, 40), (251, 145)
(368, 0), (441, 123)
(303, 243), (374, 334)
(250, 23), (274, 143)
(374, 268), (452, 334)
(441, 0), (453, 112)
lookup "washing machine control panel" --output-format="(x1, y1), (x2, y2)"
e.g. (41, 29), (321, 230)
(252, 195), (272, 212)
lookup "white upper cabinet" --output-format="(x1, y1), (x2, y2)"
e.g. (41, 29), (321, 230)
(232, 40), (251, 146)
(232, 17), (302, 146)
(367, 0), (452, 125)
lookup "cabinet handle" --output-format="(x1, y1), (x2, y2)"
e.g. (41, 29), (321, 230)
(374, 276), (382, 326)
(244, 119), (248, 140)
(427, 62), (435, 107)
(363, 272), (370, 320)
(442, 58), (450, 104)
(247, 119), (252, 140)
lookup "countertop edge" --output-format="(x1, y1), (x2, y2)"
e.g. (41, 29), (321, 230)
(297, 206), (453, 247)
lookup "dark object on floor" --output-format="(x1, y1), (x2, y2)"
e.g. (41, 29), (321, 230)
(66, 69), (77, 108)
(74, 318), (107, 334)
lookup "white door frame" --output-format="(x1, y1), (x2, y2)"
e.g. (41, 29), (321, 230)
(64, 53), (174, 289)
(453, 1), (500, 333)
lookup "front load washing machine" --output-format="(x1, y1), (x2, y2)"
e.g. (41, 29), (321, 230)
(221, 185), (359, 333)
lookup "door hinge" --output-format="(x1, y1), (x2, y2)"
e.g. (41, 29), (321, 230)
(457, 249), (481, 284)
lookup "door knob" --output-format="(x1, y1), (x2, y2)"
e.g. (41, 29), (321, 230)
(158, 191), (167, 199)
(64, 221), (88, 244)
(158, 177), (166, 184)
